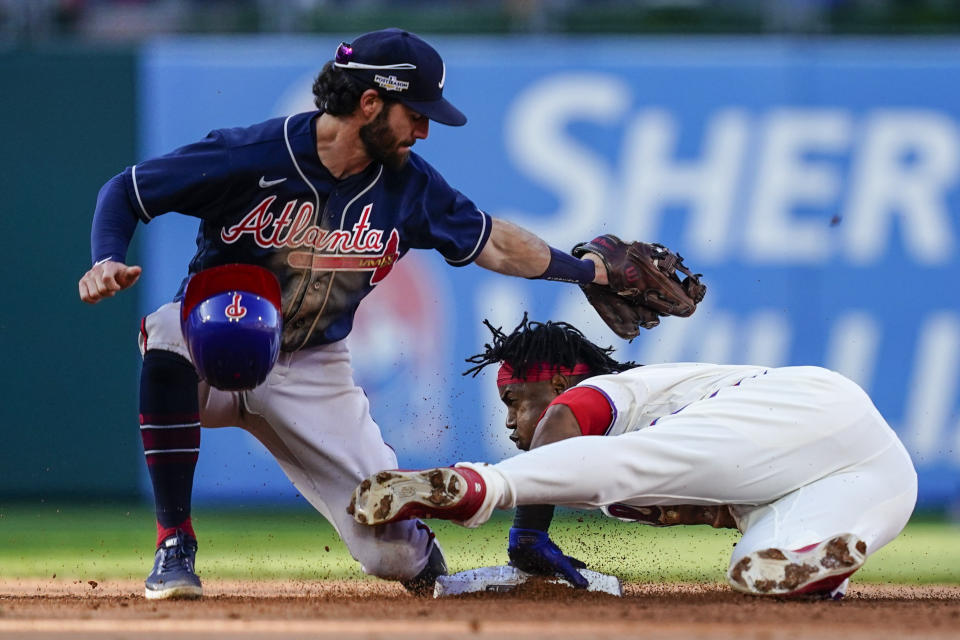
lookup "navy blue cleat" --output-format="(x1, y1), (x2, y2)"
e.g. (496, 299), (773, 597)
(401, 537), (448, 597)
(144, 531), (203, 600)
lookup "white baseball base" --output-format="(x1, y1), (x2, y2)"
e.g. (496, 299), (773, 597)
(433, 565), (623, 597)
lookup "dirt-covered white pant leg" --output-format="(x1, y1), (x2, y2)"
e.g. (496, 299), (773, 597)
(143, 302), (434, 581)
(728, 437), (917, 580)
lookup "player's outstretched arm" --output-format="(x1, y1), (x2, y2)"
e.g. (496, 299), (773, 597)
(475, 217), (608, 285)
(79, 260), (142, 304)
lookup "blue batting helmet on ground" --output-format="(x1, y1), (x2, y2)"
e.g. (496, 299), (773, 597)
(180, 264), (282, 391)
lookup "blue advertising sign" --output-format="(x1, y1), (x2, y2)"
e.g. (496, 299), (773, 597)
(139, 36), (960, 508)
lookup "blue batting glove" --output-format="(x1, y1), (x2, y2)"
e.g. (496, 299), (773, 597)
(507, 527), (589, 589)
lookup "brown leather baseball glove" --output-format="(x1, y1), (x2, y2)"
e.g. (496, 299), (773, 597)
(572, 235), (706, 339)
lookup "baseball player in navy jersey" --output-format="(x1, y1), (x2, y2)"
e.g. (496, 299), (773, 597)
(350, 316), (918, 599)
(78, 29), (615, 600)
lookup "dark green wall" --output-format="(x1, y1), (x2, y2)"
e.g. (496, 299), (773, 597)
(0, 48), (142, 498)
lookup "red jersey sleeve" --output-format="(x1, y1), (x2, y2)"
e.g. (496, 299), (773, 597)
(548, 386), (614, 436)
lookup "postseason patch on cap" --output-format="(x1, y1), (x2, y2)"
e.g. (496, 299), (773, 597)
(374, 74), (410, 92)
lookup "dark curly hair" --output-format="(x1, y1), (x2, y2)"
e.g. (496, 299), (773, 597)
(312, 61), (399, 116)
(463, 313), (638, 380)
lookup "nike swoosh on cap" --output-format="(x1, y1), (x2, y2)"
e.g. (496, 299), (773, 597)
(259, 176), (287, 188)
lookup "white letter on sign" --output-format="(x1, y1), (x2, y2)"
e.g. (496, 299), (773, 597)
(502, 73), (629, 245)
(844, 110), (958, 265)
(618, 108), (748, 262)
(744, 109), (851, 263)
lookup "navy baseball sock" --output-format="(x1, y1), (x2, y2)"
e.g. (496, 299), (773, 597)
(139, 350), (201, 547)
(513, 504), (556, 531)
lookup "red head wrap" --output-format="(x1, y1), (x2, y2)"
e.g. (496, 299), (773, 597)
(496, 361), (593, 386)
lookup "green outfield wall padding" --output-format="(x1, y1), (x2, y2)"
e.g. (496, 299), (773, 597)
(0, 48), (141, 499)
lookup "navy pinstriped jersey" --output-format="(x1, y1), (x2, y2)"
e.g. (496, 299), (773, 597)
(121, 110), (491, 351)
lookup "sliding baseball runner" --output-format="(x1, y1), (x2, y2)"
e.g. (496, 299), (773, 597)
(350, 316), (917, 599)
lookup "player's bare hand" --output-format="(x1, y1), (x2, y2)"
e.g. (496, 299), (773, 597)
(79, 260), (142, 304)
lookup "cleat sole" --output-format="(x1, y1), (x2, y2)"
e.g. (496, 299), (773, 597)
(728, 533), (867, 598)
(144, 584), (203, 600)
(350, 468), (469, 525)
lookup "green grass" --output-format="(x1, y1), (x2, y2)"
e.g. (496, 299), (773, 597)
(1, 504), (957, 584)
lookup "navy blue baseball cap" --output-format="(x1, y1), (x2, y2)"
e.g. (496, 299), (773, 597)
(333, 28), (467, 127)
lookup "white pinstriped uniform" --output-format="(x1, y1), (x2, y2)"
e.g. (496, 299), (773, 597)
(472, 364), (917, 590)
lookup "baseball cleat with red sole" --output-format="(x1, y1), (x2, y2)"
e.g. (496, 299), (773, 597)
(348, 467), (487, 526)
(727, 533), (867, 598)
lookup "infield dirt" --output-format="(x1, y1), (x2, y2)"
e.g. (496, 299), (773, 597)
(1, 579), (958, 639)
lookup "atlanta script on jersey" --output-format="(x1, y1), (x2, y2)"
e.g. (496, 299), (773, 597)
(121, 111), (491, 351)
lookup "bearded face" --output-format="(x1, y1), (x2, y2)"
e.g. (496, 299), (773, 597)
(359, 102), (415, 171)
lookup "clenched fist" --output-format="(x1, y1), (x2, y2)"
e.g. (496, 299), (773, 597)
(79, 260), (142, 304)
